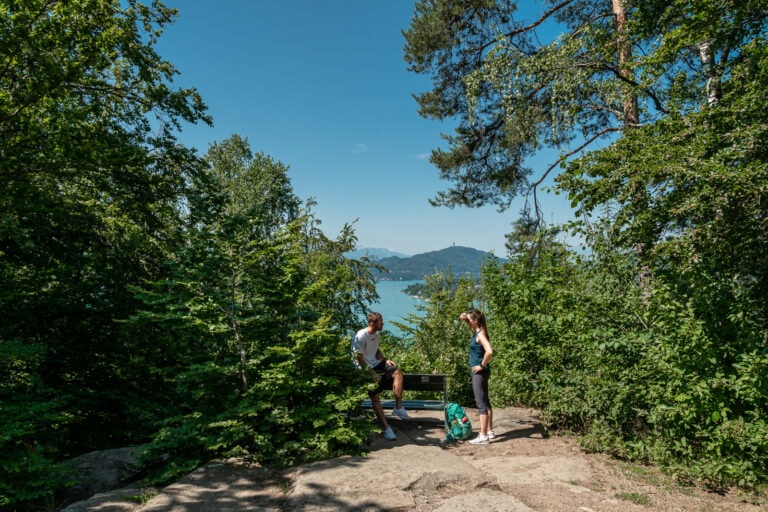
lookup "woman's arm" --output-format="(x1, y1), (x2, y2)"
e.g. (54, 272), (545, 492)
(478, 331), (493, 366)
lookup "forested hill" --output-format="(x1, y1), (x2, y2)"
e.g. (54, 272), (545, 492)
(371, 245), (502, 281)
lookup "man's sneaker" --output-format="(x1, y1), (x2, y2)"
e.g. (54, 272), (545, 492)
(487, 430), (496, 439)
(392, 407), (411, 419)
(383, 426), (396, 440)
(468, 434), (489, 445)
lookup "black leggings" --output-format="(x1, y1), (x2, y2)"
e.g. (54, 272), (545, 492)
(472, 372), (492, 415)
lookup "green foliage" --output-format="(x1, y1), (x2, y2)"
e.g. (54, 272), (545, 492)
(0, 396), (72, 510)
(477, 223), (768, 490)
(404, 0), (768, 231)
(402, 0), (647, 211)
(408, 2), (768, 492)
(548, 39), (768, 489)
(615, 492), (651, 506)
(4, 0), (768, 507)
(237, 330), (371, 465)
(136, 332), (372, 484)
(1, 0), (211, 508)
(401, 12), (768, 490)
(1, 0), (380, 499)
(129, 136), (377, 484)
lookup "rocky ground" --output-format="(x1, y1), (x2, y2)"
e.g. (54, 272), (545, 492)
(64, 407), (765, 511)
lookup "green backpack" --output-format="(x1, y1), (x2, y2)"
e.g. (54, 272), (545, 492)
(444, 402), (473, 442)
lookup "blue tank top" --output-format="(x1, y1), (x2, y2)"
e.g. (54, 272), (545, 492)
(469, 331), (490, 375)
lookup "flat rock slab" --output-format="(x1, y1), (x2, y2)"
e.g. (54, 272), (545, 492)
(431, 488), (535, 512)
(472, 455), (593, 488)
(65, 407), (765, 512)
(285, 445), (491, 511)
(140, 461), (287, 512)
(62, 486), (149, 512)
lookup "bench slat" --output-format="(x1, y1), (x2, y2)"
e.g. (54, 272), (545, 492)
(361, 373), (447, 410)
(402, 373), (446, 392)
(361, 399), (445, 411)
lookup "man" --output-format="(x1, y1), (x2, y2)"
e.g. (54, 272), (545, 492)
(352, 311), (410, 440)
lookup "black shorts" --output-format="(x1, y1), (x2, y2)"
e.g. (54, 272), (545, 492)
(369, 360), (397, 397)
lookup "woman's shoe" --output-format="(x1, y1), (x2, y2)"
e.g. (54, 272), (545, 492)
(468, 434), (489, 445)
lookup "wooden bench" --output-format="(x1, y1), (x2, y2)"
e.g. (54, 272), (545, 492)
(362, 373), (447, 410)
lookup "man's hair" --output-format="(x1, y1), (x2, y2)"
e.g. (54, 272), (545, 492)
(367, 311), (382, 324)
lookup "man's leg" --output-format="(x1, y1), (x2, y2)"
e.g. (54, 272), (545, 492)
(370, 393), (389, 429)
(392, 368), (404, 410)
(371, 392), (396, 440)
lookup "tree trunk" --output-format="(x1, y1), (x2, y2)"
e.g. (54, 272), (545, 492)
(612, 0), (639, 126)
(698, 40), (720, 107)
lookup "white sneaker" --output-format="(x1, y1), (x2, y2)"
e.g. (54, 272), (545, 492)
(383, 426), (396, 440)
(392, 407), (411, 419)
(487, 430), (496, 439)
(468, 434), (489, 445)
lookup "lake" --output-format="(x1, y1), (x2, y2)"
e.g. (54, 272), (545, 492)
(372, 280), (426, 335)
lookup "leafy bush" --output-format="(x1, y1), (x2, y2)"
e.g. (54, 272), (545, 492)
(472, 231), (768, 491)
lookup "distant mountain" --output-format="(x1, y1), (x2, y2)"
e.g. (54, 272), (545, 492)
(373, 246), (503, 281)
(346, 247), (410, 260)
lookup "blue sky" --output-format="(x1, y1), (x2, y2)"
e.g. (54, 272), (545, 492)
(156, 1), (573, 256)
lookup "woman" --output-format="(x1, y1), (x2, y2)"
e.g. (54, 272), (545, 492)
(460, 309), (494, 445)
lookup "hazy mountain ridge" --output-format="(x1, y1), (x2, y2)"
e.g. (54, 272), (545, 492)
(345, 247), (410, 260)
(369, 245), (503, 281)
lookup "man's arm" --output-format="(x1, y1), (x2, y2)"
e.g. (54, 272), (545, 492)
(353, 351), (367, 368)
(353, 351), (379, 379)
(376, 349), (398, 368)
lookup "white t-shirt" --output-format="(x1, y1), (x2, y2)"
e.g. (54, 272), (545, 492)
(352, 327), (381, 369)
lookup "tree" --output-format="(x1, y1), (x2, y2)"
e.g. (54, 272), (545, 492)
(200, 135), (301, 392)
(404, 0), (768, 489)
(540, 14), (768, 490)
(402, 0), (765, 222)
(559, 36), (768, 387)
(559, 36), (768, 328)
(0, 0), (210, 507)
(504, 206), (563, 263)
(130, 135), (377, 483)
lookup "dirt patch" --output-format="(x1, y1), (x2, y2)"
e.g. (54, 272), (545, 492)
(438, 407), (763, 512)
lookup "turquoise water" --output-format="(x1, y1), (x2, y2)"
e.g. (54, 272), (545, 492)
(372, 280), (426, 335)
